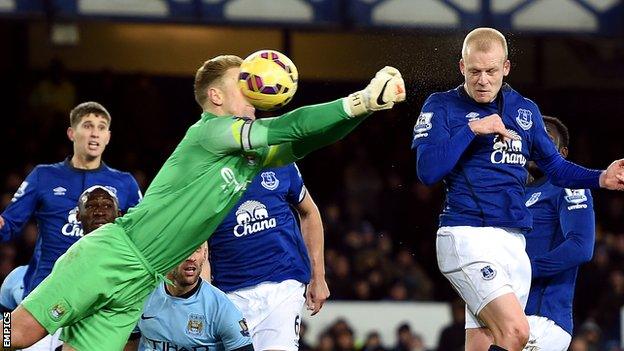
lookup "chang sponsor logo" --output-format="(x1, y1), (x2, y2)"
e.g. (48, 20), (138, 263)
(490, 130), (526, 166)
(61, 207), (83, 237)
(233, 200), (276, 237)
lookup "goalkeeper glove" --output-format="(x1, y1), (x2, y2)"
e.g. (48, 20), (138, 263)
(344, 66), (406, 117)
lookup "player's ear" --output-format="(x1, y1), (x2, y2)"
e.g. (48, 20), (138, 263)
(208, 87), (223, 106)
(67, 127), (75, 142)
(503, 59), (511, 76)
(560, 146), (569, 158)
(459, 59), (465, 76)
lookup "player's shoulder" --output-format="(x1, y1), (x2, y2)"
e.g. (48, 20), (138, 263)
(503, 85), (539, 107)
(558, 187), (593, 209)
(269, 163), (298, 174)
(100, 164), (137, 182)
(33, 160), (67, 173)
(200, 280), (239, 306)
(425, 89), (456, 104)
(2, 265), (27, 288)
(199, 280), (227, 298)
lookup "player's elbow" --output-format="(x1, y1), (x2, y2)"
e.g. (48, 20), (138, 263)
(416, 151), (446, 186)
(580, 245), (594, 263)
(417, 166), (443, 186)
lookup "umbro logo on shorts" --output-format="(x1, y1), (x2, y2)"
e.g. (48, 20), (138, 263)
(481, 265), (497, 280)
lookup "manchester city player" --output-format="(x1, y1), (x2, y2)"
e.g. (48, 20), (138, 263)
(9, 56), (405, 351)
(1, 185), (122, 350)
(412, 28), (624, 351)
(523, 116), (595, 351)
(209, 163), (328, 351)
(127, 243), (254, 351)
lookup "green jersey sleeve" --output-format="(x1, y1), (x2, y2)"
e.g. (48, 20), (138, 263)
(197, 99), (351, 154)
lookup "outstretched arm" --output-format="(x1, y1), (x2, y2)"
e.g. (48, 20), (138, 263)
(531, 111), (624, 191)
(199, 67), (405, 163)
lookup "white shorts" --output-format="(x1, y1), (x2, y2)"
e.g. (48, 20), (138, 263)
(436, 226), (531, 329)
(227, 279), (306, 351)
(21, 330), (62, 351)
(524, 315), (571, 351)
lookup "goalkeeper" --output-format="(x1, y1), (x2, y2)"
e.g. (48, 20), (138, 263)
(9, 55), (406, 351)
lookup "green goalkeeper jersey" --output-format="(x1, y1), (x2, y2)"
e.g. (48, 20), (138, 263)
(116, 99), (363, 274)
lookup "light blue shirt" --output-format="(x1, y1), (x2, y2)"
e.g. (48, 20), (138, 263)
(0, 265), (27, 310)
(135, 278), (252, 351)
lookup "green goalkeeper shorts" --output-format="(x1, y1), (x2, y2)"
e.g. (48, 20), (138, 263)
(21, 223), (161, 351)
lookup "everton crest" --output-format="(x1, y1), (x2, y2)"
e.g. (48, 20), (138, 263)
(516, 109), (533, 130)
(481, 265), (497, 280)
(260, 171), (279, 190)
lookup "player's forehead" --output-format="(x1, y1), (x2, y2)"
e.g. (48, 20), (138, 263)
(87, 192), (114, 201)
(463, 46), (506, 69)
(80, 187), (117, 206)
(77, 113), (110, 127)
(221, 66), (240, 82)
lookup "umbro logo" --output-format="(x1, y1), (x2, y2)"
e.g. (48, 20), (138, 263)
(465, 112), (480, 121)
(53, 187), (67, 196)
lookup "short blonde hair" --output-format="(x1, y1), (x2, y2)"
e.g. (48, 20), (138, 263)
(462, 27), (508, 60)
(194, 55), (243, 108)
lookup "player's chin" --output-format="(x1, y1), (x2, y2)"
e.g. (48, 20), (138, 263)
(86, 149), (104, 158)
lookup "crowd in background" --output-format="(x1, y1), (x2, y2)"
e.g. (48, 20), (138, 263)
(1, 61), (623, 350)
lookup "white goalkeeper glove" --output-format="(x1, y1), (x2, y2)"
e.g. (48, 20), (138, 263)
(344, 66), (406, 117)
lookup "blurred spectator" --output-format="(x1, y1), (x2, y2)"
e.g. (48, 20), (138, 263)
(387, 280), (409, 301)
(436, 299), (465, 351)
(392, 323), (414, 351)
(394, 249), (433, 300)
(578, 321), (602, 351)
(335, 328), (356, 351)
(328, 254), (353, 299)
(315, 332), (334, 351)
(299, 321), (313, 351)
(569, 336), (589, 351)
(362, 331), (386, 351)
(411, 333), (429, 351)
(28, 59), (76, 118)
(354, 279), (372, 300)
(596, 269), (624, 346)
(0, 244), (17, 280)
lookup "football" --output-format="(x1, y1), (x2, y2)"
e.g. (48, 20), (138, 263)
(238, 49), (298, 111)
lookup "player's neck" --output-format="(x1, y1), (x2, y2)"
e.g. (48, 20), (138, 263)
(204, 106), (227, 117)
(70, 154), (102, 170)
(165, 279), (200, 297)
